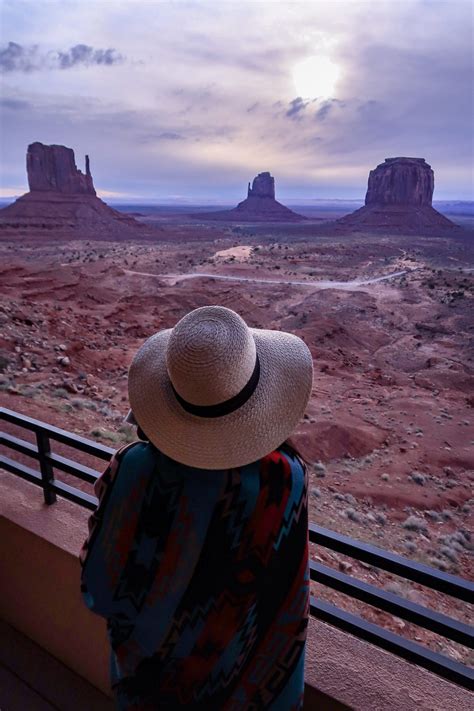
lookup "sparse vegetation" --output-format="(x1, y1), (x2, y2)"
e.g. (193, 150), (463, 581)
(402, 515), (428, 534)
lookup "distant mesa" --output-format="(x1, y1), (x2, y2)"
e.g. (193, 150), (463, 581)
(27, 142), (96, 196)
(336, 157), (458, 233)
(190, 171), (306, 222)
(0, 142), (141, 235)
(246, 171), (276, 200)
(365, 157), (433, 207)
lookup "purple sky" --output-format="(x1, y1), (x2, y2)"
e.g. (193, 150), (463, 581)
(1, 0), (473, 201)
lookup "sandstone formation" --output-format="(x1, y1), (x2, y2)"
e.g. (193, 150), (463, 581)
(27, 142), (96, 195)
(190, 172), (305, 222)
(0, 142), (141, 237)
(247, 171), (275, 199)
(335, 158), (458, 234)
(365, 157), (434, 206)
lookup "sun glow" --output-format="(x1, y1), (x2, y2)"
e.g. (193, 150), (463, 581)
(292, 56), (340, 100)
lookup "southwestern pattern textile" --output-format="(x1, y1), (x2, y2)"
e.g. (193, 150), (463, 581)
(79, 441), (309, 710)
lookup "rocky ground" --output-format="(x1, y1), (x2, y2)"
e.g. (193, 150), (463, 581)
(0, 224), (473, 666)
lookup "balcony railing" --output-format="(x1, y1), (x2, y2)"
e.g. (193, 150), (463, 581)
(1, 406), (473, 691)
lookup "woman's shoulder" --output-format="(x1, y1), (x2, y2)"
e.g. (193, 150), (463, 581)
(116, 439), (157, 466)
(259, 445), (306, 472)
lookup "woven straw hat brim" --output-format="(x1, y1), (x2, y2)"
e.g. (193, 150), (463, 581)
(128, 328), (313, 470)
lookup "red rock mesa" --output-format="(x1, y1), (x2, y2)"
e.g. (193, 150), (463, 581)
(0, 142), (140, 236)
(191, 171), (306, 222)
(336, 157), (458, 233)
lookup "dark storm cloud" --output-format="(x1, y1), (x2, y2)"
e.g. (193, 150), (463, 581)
(315, 100), (344, 122)
(286, 97), (309, 118)
(56, 45), (123, 69)
(0, 42), (124, 72)
(0, 42), (38, 72)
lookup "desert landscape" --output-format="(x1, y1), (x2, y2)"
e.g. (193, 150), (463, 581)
(1, 143), (473, 668)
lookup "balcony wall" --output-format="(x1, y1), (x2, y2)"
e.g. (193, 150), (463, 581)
(1, 470), (472, 711)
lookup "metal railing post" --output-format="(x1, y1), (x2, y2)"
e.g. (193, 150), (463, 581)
(35, 431), (56, 505)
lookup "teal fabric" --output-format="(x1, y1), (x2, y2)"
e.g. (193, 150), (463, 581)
(80, 441), (309, 709)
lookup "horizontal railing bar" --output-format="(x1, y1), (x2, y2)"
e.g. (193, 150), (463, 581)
(52, 480), (97, 510)
(310, 524), (473, 602)
(0, 454), (98, 510)
(0, 431), (102, 484)
(0, 455), (42, 487)
(0, 432), (38, 458)
(1, 408), (114, 460)
(310, 561), (473, 648)
(311, 597), (474, 691)
(47, 453), (100, 484)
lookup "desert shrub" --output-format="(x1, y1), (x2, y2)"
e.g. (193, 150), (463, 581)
(441, 509), (454, 521)
(52, 388), (69, 399)
(345, 508), (363, 523)
(117, 428), (136, 444)
(429, 557), (448, 572)
(19, 385), (39, 397)
(98, 404), (120, 419)
(90, 428), (120, 443)
(313, 461), (326, 477)
(426, 510), (442, 523)
(310, 487), (321, 498)
(402, 515), (428, 533)
(410, 471), (426, 486)
(438, 531), (471, 551)
(439, 546), (458, 563)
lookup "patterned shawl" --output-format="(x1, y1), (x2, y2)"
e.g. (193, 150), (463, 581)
(79, 440), (309, 710)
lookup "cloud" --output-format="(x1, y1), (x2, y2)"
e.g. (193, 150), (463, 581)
(286, 97), (309, 118)
(315, 100), (341, 122)
(0, 42), (38, 72)
(55, 45), (123, 69)
(0, 97), (31, 110)
(1, 0), (472, 199)
(0, 41), (124, 72)
(138, 131), (186, 143)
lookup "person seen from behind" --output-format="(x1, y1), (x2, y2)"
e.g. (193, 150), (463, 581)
(79, 305), (314, 709)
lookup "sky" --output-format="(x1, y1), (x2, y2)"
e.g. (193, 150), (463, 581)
(1, 0), (473, 202)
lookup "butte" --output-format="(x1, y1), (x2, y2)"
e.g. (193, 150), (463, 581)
(335, 157), (459, 234)
(191, 172), (305, 222)
(0, 142), (141, 237)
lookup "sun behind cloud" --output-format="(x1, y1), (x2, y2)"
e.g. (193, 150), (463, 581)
(292, 55), (340, 100)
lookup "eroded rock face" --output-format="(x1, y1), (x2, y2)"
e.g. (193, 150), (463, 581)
(27, 142), (96, 195)
(331, 156), (459, 235)
(365, 157), (434, 206)
(0, 141), (142, 237)
(191, 171), (305, 222)
(247, 172), (275, 199)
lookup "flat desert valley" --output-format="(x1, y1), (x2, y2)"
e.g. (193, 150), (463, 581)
(1, 212), (473, 665)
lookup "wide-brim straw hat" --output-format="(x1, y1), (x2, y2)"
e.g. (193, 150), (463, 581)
(128, 305), (313, 470)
